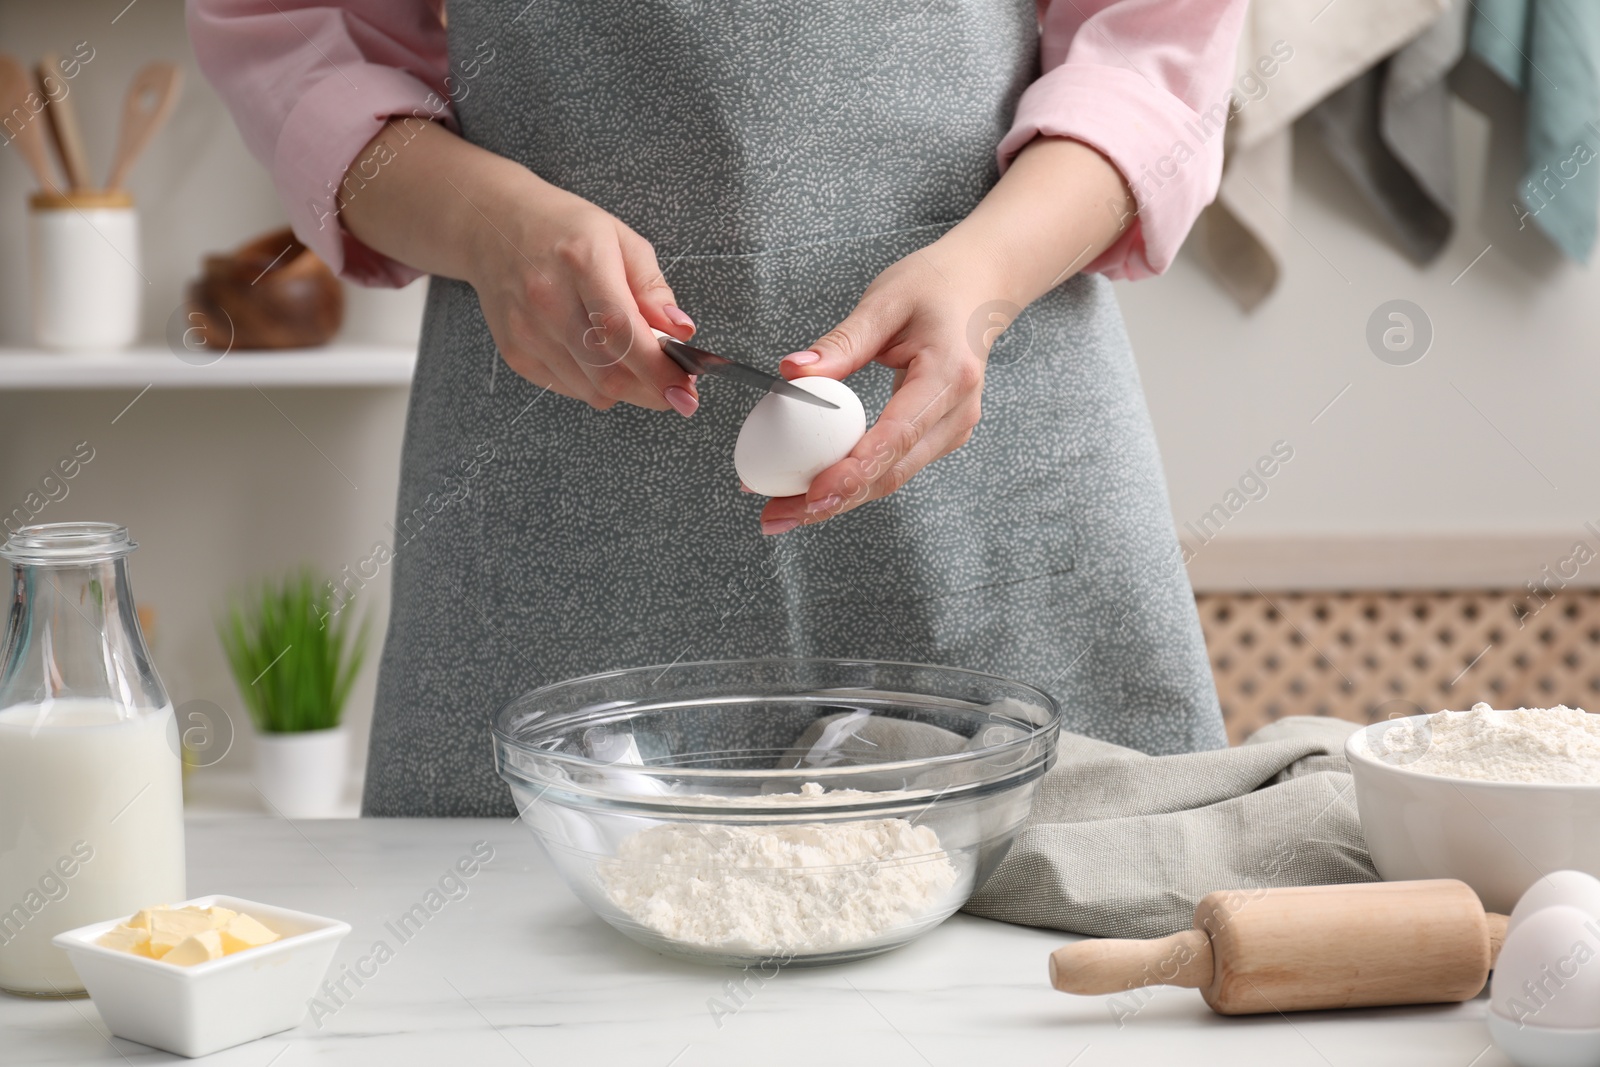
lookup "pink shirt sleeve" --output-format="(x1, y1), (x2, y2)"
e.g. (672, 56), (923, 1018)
(187, 0), (453, 287)
(190, 0), (1244, 287)
(1001, 0), (1248, 280)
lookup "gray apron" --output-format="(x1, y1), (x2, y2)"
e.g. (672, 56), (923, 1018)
(364, 0), (1225, 817)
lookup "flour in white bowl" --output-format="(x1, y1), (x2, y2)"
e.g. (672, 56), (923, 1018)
(598, 783), (959, 953)
(1365, 702), (1600, 783)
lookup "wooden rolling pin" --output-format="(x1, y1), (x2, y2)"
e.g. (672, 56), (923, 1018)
(1050, 880), (1509, 1015)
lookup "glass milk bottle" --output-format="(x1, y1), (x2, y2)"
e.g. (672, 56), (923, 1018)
(0, 523), (185, 996)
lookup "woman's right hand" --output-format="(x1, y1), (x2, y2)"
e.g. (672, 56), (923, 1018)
(464, 167), (700, 413)
(338, 119), (699, 414)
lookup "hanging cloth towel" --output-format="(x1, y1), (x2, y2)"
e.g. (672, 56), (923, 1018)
(1470, 0), (1600, 262)
(1304, 1), (1469, 265)
(1201, 0), (1448, 308)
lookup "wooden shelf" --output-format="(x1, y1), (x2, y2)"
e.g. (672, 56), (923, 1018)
(0, 344), (415, 389)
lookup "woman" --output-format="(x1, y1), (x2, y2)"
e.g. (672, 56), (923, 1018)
(191, 0), (1245, 816)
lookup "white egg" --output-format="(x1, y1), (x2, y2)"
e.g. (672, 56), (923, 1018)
(1491, 904), (1600, 1030)
(1511, 871), (1600, 935)
(734, 377), (866, 498)
(1489, 1013), (1600, 1067)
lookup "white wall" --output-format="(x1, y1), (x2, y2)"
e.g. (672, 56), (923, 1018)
(0, 388), (410, 787)
(1118, 67), (1600, 588)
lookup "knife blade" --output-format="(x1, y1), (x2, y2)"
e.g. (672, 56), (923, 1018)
(656, 335), (840, 410)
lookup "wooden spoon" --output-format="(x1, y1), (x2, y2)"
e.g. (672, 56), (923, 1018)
(0, 53), (59, 190)
(37, 52), (94, 190)
(105, 62), (181, 192)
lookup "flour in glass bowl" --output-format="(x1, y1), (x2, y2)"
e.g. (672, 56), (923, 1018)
(1367, 702), (1600, 783)
(598, 783), (959, 953)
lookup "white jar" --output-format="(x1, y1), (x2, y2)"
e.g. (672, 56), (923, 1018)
(28, 191), (143, 352)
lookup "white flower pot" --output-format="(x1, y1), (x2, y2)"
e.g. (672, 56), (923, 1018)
(253, 727), (349, 819)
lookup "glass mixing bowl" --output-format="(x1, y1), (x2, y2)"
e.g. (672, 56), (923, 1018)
(492, 658), (1059, 967)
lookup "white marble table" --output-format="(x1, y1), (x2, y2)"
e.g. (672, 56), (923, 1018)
(5, 818), (1515, 1066)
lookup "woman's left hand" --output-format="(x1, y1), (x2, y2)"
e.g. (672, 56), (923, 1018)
(755, 136), (1134, 535)
(756, 238), (1007, 535)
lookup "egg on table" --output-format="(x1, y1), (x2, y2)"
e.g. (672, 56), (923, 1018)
(1509, 870), (1600, 934)
(734, 377), (867, 498)
(1489, 899), (1600, 1067)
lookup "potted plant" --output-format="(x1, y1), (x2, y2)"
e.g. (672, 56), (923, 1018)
(219, 571), (369, 818)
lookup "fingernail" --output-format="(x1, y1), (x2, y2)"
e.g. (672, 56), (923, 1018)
(740, 482), (755, 494)
(807, 494), (841, 514)
(665, 305), (695, 330)
(782, 351), (820, 367)
(761, 518), (800, 536)
(664, 386), (698, 418)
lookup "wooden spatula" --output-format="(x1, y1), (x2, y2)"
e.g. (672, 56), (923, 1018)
(105, 62), (181, 192)
(1049, 879), (1510, 1015)
(37, 52), (94, 190)
(0, 53), (59, 190)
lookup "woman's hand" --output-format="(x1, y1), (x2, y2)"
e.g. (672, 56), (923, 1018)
(757, 136), (1134, 534)
(337, 119), (699, 413)
(755, 243), (998, 534)
(463, 169), (698, 413)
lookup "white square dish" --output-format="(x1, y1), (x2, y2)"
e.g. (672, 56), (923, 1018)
(52, 894), (350, 1058)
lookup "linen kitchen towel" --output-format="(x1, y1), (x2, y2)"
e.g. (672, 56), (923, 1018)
(788, 712), (1375, 940)
(1470, 0), (1600, 262)
(1304, 0), (1469, 265)
(1201, 0), (1447, 308)
(964, 715), (1376, 938)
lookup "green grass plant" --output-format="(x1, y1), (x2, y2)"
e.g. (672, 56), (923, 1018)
(218, 570), (369, 734)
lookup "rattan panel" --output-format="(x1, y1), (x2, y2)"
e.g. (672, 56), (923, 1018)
(1198, 590), (1600, 744)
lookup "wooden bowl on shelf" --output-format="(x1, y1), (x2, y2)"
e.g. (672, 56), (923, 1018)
(186, 228), (343, 350)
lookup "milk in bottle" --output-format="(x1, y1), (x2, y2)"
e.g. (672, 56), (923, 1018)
(0, 524), (185, 996)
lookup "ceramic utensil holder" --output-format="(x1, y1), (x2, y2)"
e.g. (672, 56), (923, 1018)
(28, 190), (142, 351)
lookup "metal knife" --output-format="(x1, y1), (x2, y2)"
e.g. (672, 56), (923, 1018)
(655, 334), (839, 410)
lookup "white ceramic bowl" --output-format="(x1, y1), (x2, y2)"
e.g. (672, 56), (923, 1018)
(1346, 715), (1600, 913)
(53, 894), (349, 1058)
